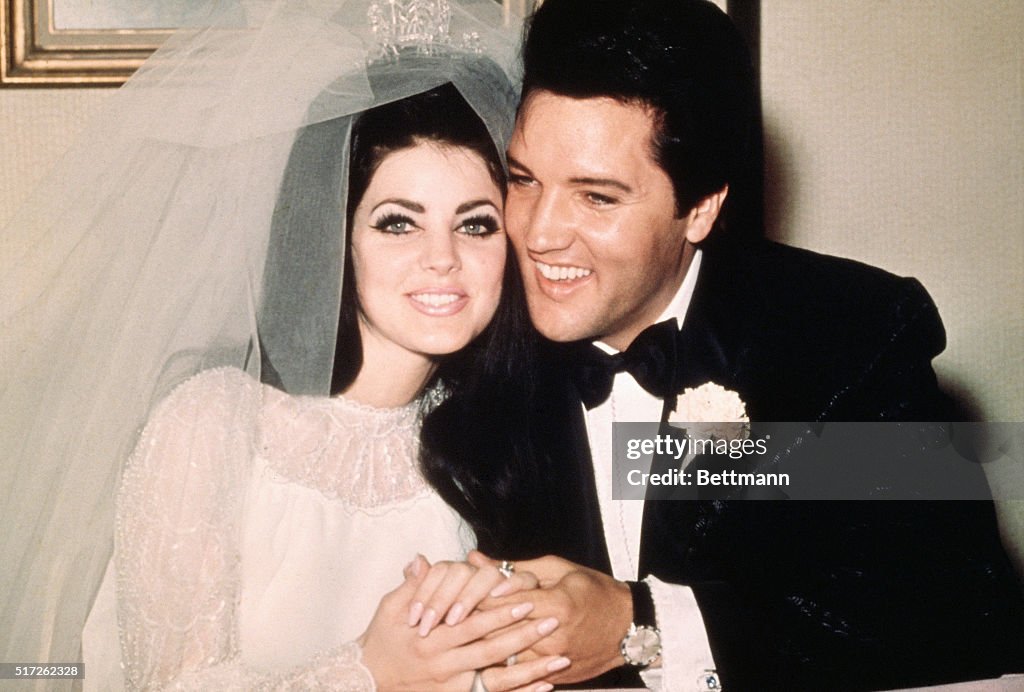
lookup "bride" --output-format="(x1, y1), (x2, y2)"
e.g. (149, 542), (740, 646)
(0, 1), (565, 690)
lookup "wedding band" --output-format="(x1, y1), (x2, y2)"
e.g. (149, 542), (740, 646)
(498, 560), (515, 579)
(470, 670), (490, 692)
(506, 654), (518, 666)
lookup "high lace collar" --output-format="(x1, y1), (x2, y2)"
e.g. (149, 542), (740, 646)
(327, 391), (424, 424)
(259, 385), (431, 509)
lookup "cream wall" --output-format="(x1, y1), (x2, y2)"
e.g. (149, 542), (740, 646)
(760, 0), (1023, 423)
(1, 89), (111, 247)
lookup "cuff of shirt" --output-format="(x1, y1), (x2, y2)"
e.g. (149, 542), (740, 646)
(640, 574), (719, 691)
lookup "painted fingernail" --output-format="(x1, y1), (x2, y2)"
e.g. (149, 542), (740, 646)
(510, 602), (535, 619)
(418, 608), (438, 637)
(445, 602), (465, 625)
(535, 684), (555, 692)
(536, 617), (559, 636)
(490, 580), (513, 598)
(547, 657), (571, 672)
(407, 601), (424, 627)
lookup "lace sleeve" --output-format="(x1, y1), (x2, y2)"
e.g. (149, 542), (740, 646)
(115, 368), (376, 691)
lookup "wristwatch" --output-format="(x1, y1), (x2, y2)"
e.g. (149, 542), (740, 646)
(620, 580), (662, 668)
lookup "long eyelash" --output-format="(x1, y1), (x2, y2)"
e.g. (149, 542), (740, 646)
(461, 214), (501, 235)
(370, 212), (415, 232)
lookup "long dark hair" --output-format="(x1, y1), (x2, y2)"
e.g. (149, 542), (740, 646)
(261, 65), (536, 544)
(337, 84), (542, 545)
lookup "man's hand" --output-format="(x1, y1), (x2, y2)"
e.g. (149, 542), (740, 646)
(470, 552), (633, 684)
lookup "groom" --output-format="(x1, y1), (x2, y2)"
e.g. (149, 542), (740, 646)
(474, 0), (1024, 689)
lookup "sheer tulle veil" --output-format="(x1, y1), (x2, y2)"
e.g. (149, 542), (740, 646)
(0, 0), (520, 676)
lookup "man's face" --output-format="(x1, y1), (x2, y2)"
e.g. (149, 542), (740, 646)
(506, 90), (714, 350)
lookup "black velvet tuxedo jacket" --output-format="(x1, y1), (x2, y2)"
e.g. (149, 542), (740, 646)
(478, 235), (1024, 690)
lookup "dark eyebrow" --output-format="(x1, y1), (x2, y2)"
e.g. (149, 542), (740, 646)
(456, 199), (499, 214)
(507, 155), (633, 195)
(371, 198), (425, 214)
(568, 176), (634, 194)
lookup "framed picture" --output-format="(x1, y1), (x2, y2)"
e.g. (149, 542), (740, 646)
(0, 0), (175, 85)
(1, 0), (749, 87)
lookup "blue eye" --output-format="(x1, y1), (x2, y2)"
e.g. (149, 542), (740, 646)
(459, 215), (500, 236)
(371, 213), (416, 234)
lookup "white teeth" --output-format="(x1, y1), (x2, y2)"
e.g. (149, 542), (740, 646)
(536, 261), (592, 281)
(411, 293), (460, 307)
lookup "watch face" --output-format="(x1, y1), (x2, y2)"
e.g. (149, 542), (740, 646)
(624, 625), (662, 665)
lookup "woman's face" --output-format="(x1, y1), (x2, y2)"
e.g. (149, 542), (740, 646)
(350, 141), (506, 363)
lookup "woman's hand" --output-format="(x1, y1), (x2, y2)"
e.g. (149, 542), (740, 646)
(407, 552), (539, 635)
(358, 561), (571, 692)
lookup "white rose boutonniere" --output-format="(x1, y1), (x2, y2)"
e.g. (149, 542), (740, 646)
(668, 382), (750, 442)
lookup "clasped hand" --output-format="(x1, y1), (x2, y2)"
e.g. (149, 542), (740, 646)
(467, 551), (633, 685)
(358, 554), (571, 691)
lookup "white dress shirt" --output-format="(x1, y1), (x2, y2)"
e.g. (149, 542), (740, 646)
(583, 250), (720, 691)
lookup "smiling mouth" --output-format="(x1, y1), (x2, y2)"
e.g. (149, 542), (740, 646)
(409, 292), (463, 307)
(535, 260), (593, 281)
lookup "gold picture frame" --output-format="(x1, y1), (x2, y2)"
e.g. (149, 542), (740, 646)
(0, 0), (173, 86)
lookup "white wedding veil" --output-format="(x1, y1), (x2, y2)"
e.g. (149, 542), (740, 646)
(0, 0), (520, 678)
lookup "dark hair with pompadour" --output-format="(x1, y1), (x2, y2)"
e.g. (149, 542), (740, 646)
(521, 0), (757, 218)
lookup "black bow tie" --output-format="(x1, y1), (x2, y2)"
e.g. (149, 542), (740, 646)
(574, 319), (681, 409)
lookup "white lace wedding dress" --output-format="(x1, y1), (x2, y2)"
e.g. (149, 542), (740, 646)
(83, 367), (472, 690)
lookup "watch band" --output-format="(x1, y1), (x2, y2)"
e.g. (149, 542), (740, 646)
(620, 580), (662, 668)
(627, 579), (656, 628)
